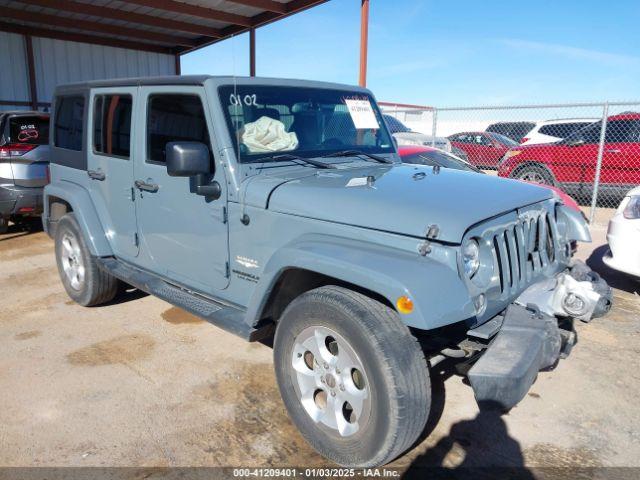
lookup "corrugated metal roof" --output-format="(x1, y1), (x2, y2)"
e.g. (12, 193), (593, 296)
(33, 37), (175, 102)
(0, 0), (329, 55)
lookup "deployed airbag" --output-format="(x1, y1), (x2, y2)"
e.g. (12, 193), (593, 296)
(242, 116), (299, 153)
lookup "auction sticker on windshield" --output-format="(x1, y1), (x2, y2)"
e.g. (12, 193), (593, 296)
(345, 98), (379, 129)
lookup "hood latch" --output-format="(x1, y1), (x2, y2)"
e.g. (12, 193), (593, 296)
(418, 224), (440, 256)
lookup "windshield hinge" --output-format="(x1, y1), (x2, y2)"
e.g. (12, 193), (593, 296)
(418, 224), (439, 256)
(222, 206), (228, 224)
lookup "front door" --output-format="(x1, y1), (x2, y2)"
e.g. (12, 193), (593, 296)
(86, 88), (139, 260)
(132, 87), (229, 294)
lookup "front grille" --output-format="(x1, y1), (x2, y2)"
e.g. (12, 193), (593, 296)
(493, 209), (558, 295)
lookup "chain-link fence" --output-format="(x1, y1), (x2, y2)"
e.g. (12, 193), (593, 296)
(380, 101), (640, 225)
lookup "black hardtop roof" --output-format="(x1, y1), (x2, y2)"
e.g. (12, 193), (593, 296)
(56, 75), (212, 91)
(0, 110), (49, 117)
(53, 75), (369, 95)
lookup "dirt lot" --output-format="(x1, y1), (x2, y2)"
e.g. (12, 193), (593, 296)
(1, 220), (639, 475)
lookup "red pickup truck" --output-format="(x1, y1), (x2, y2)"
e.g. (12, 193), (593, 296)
(498, 113), (640, 200)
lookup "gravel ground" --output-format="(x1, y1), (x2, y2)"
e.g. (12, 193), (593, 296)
(0, 220), (639, 476)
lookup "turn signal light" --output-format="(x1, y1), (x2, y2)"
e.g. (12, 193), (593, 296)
(396, 296), (414, 314)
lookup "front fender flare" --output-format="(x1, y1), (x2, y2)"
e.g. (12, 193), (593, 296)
(245, 235), (475, 331)
(557, 204), (591, 242)
(44, 182), (113, 256)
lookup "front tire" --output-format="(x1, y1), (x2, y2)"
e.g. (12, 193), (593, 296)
(273, 286), (430, 467)
(55, 213), (118, 306)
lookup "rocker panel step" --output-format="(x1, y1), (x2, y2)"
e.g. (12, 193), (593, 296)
(97, 257), (258, 340)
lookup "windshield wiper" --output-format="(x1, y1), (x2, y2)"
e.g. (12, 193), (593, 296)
(322, 149), (393, 164)
(266, 153), (336, 169)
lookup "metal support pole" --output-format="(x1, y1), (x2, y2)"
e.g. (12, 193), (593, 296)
(249, 28), (256, 77)
(24, 35), (38, 110)
(431, 108), (438, 147)
(174, 53), (181, 75)
(590, 102), (609, 223)
(358, 0), (369, 87)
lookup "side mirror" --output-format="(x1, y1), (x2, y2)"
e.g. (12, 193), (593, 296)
(166, 141), (221, 199)
(166, 142), (211, 177)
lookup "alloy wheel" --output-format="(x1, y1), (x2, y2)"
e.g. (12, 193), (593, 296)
(291, 325), (371, 437)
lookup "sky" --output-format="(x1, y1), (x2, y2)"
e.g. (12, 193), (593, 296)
(181, 0), (640, 107)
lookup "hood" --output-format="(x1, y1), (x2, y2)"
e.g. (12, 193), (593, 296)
(266, 164), (554, 243)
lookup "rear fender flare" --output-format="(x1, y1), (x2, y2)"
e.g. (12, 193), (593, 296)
(44, 182), (113, 256)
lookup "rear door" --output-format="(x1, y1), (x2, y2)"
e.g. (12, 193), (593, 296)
(604, 118), (640, 186)
(551, 121), (625, 186)
(622, 120), (640, 186)
(86, 88), (139, 260)
(132, 86), (229, 294)
(479, 133), (507, 167)
(4, 114), (50, 187)
(466, 133), (500, 167)
(551, 122), (600, 185)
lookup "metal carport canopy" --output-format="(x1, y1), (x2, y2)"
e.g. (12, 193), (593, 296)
(0, 0), (328, 109)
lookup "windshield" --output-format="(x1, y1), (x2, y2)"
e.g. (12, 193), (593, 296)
(486, 122), (534, 141)
(219, 85), (395, 162)
(488, 132), (518, 146)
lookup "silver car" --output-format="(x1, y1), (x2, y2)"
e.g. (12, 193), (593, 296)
(0, 110), (50, 233)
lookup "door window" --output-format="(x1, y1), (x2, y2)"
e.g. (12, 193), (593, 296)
(605, 120), (640, 143)
(475, 135), (491, 145)
(540, 123), (591, 138)
(146, 94), (211, 164)
(54, 96), (85, 151)
(452, 134), (472, 143)
(93, 94), (133, 158)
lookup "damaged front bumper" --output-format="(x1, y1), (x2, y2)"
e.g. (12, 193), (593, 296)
(466, 261), (612, 411)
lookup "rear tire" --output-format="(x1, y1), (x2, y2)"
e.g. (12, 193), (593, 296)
(273, 286), (430, 467)
(0, 216), (7, 234)
(512, 163), (555, 186)
(55, 213), (118, 306)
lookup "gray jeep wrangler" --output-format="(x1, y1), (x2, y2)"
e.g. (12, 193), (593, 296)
(43, 76), (612, 467)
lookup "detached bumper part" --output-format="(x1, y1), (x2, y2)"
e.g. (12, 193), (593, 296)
(515, 261), (612, 323)
(467, 262), (611, 411)
(467, 304), (565, 411)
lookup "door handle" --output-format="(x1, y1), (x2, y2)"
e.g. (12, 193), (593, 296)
(87, 169), (106, 181)
(605, 149), (621, 153)
(134, 179), (159, 192)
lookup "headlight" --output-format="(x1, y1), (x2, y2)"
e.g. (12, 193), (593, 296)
(623, 195), (640, 219)
(462, 239), (480, 278)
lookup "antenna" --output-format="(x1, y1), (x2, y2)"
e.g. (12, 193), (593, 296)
(230, 33), (250, 222)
